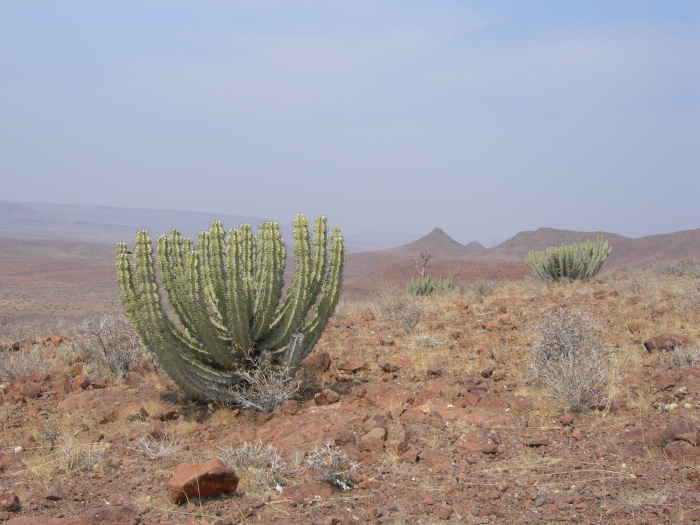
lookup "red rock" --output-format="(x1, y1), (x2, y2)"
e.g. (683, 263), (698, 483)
(63, 363), (82, 378)
(19, 381), (42, 399)
(662, 417), (700, 446)
(0, 492), (19, 512)
(664, 440), (697, 462)
(419, 448), (452, 472)
(300, 351), (332, 374)
(315, 389), (340, 406)
(644, 334), (689, 352)
(525, 433), (550, 447)
(126, 405), (148, 420)
(168, 458), (239, 504)
(560, 415), (575, 426)
(380, 362), (399, 373)
(336, 360), (367, 373)
(456, 428), (500, 454)
(361, 427), (386, 441)
(365, 381), (415, 409)
(72, 375), (90, 390)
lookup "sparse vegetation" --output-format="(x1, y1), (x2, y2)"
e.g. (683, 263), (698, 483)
(406, 274), (455, 296)
(529, 307), (615, 412)
(217, 441), (287, 494)
(71, 313), (144, 379)
(299, 444), (359, 492)
(229, 361), (301, 411)
(526, 236), (611, 282)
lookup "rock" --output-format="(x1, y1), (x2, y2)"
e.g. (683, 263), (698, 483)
(644, 334), (689, 352)
(126, 405), (149, 421)
(418, 448), (452, 472)
(662, 417), (700, 446)
(315, 389), (340, 406)
(300, 351), (332, 374)
(72, 374), (90, 390)
(525, 433), (550, 447)
(361, 427), (387, 441)
(456, 428), (500, 454)
(19, 381), (42, 399)
(365, 381), (415, 409)
(560, 415), (575, 426)
(44, 485), (66, 501)
(426, 365), (443, 377)
(0, 492), (19, 512)
(168, 458), (239, 504)
(664, 440), (696, 462)
(379, 362), (399, 373)
(336, 360), (367, 373)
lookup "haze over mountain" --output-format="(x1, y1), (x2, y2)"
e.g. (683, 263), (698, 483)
(0, 201), (418, 254)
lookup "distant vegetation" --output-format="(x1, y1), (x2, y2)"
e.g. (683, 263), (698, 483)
(526, 236), (611, 282)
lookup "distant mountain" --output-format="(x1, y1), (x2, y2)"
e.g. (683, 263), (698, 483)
(466, 227), (700, 266)
(344, 227), (484, 280)
(0, 201), (417, 253)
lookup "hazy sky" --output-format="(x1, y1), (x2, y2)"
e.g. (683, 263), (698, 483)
(1, 2), (698, 246)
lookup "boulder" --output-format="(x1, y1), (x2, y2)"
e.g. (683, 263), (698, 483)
(168, 458), (239, 504)
(644, 334), (689, 352)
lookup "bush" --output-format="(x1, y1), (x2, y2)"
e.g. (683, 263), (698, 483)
(229, 362), (301, 411)
(406, 275), (455, 296)
(71, 313), (144, 379)
(300, 444), (358, 492)
(218, 441), (287, 494)
(373, 286), (424, 334)
(530, 308), (613, 412)
(0, 347), (49, 381)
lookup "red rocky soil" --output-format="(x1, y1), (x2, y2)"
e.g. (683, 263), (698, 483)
(1, 268), (700, 524)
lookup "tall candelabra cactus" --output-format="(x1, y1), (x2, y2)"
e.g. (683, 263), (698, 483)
(115, 214), (345, 402)
(526, 236), (611, 282)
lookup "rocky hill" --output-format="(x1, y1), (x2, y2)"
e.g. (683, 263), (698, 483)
(466, 227), (700, 266)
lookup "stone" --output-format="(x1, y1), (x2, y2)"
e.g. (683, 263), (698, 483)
(315, 389), (340, 406)
(362, 427), (387, 441)
(664, 440), (697, 462)
(644, 334), (689, 352)
(379, 362), (399, 373)
(72, 374), (90, 390)
(168, 458), (239, 504)
(300, 351), (332, 374)
(126, 405), (149, 421)
(0, 492), (19, 512)
(418, 448), (452, 472)
(662, 417), (700, 446)
(365, 381), (415, 409)
(19, 381), (42, 399)
(456, 428), (500, 455)
(336, 360), (367, 373)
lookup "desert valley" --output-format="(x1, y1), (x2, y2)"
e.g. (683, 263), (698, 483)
(1, 202), (700, 524)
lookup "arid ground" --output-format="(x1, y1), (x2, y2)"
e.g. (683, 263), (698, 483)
(1, 254), (700, 524)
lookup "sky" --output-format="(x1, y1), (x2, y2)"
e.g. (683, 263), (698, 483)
(1, 2), (698, 247)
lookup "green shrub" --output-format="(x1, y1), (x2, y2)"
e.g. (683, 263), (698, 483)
(406, 275), (455, 296)
(526, 236), (611, 282)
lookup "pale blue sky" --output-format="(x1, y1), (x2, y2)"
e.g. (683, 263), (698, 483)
(1, 1), (698, 246)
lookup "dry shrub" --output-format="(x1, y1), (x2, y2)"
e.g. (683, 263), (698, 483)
(372, 285), (424, 334)
(299, 444), (358, 492)
(0, 347), (50, 381)
(530, 308), (616, 413)
(71, 313), (144, 379)
(457, 279), (497, 302)
(135, 431), (185, 459)
(671, 346), (700, 367)
(217, 441), (287, 495)
(230, 364), (300, 411)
